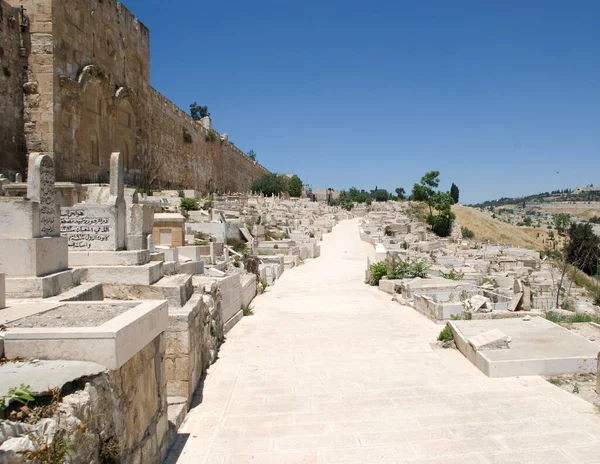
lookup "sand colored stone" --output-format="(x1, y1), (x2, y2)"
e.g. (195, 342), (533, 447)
(164, 219), (600, 463)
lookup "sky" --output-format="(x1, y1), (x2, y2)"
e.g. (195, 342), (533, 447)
(124, 0), (599, 204)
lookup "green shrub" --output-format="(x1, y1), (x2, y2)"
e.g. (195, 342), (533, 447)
(545, 311), (600, 324)
(386, 255), (430, 279)
(461, 226), (475, 239)
(438, 325), (454, 342)
(368, 262), (388, 286)
(178, 189), (185, 198)
(226, 237), (247, 254)
(440, 266), (464, 281)
(242, 303), (253, 316)
(180, 197), (199, 212)
(477, 277), (498, 287)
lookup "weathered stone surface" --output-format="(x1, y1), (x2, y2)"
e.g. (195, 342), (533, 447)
(468, 329), (511, 351)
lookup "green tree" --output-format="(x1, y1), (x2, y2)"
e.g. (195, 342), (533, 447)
(288, 175), (303, 197)
(411, 171), (440, 215)
(370, 187), (390, 202)
(395, 187), (406, 200)
(450, 183), (459, 204)
(553, 213), (571, 235)
(427, 191), (456, 237)
(251, 173), (287, 196)
(566, 223), (599, 276)
(247, 149), (257, 161)
(189, 102), (209, 120)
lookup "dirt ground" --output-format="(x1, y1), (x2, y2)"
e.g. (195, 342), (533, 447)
(545, 322), (600, 407)
(6, 303), (135, 328)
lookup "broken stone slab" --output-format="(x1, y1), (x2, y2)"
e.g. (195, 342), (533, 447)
(508, 292), (523, 312)
(469, 295), (493, 312)
(468, 329), (511, 351)
(0, 360), (106, 397)
(207, 267), (227, 277)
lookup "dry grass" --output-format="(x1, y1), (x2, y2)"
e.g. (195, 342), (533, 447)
(453, 205), (551, 251)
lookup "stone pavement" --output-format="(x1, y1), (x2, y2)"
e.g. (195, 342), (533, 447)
(165, 218), (600, 464)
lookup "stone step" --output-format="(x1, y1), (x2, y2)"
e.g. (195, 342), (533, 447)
(79, 261), (163, 285)
(56, 282), (103, 302)
(103, 274), (193, 308)
(167, 396), (188, 432)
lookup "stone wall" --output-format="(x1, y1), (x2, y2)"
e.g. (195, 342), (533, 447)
(0, 0), (25, 178)
(0, 334), (169, 463)
(2, 0), (268, 193)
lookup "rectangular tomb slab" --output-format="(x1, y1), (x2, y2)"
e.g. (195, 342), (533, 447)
(450, 317), (599, 378)
(1, 300), (168, 369)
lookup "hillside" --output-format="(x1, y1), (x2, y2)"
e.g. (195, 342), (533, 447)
(453, 205), (551, 251)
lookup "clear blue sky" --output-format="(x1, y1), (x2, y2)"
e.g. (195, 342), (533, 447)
(124, 0), (599, 204)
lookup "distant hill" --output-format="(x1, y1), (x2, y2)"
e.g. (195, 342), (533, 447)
(453, 205), (551, 251)
(470, 186), (600, 209)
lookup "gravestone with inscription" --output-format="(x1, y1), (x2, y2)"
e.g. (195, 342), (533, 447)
(61, 152), (127, 251)
(0, 153), (68, 283)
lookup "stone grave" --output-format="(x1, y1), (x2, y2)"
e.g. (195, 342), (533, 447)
(0, 153), (80, 298)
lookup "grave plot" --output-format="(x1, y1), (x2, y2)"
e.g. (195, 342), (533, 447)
(1, 300), (168, 369)
(449, 317), (599, 378)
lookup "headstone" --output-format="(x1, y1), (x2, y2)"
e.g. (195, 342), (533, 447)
(147, 234), (155, 252)
(209, 242), (216, 264)
(468, 329), (511, 351)
(60, 152), (126, 251)
(27, 153), (60, 237)
(15, 173), (22, 183)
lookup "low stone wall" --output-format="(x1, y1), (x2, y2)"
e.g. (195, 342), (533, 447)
(0, 334), (169, 463)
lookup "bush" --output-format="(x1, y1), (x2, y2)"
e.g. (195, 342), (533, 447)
(226, 237), (247, 255)
(438, 325), (454, 342)
(440, 266), (464, 281)
(461, 226), (475, 239)
(368, 262), (388, 286)
(180, 197), (199, 212)
(386, 255), (430, 279)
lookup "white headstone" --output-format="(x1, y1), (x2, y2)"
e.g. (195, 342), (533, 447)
(27, 153), (59, 237)
(15, 172), (22, 183)
(147, 234), (155, 252)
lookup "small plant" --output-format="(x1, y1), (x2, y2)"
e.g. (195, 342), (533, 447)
(0, 383), (35, 417)
(242, 303), (254, 316)
(368, 261), (388, 286)
(308, 232), (315, 238)
(545, 311), (600, 324)
(385, 255), (430, 279)
(548, 377), (563, 386)
(440, 266), (464, 281)
(438, 325), (454, 342)
(461, 226), (475, 239)
(183, 128), (193, 143)
(226, 237), (247, 255)
(178, 189), (185, 198)
(205, 129), (218, 142)
(273, 244), (279, 249)
(573, 383), (580, 394)
(260, 279), (267, 291)
(561, 297), (576, 312)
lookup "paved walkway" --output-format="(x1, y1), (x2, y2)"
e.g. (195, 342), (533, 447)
(166, 219), (600, 464)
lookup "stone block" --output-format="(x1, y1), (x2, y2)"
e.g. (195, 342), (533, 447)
(0, 237), (68, 277)
(468, 329), (511, 351)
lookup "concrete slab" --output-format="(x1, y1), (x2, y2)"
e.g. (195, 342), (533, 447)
(0, 360), (106, 396)
(451, 317), (599, 377)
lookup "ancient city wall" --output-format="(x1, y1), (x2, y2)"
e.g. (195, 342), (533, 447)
(147, 88), (268, 192)
(0, 0), (26, 177)
(1, 0), (268, 193)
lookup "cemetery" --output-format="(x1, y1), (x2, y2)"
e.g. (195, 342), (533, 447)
(0, 153), (340, 462)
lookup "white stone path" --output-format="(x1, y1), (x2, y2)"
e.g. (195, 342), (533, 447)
(166, 219), (600, 464)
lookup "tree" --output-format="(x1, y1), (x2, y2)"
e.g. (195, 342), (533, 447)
(411, 171), (440, 215)
(566, 223), (599, 276)
(251, 173), (287, 196)
(450, 183), (459, 204)
(553, 213), (571, 236)
(427, 191), (456, 237)
(189, 102), (209, 120)
(395, 187), (406, 200)
(247, 149), (257, 161)
(288, 175), (302, 197)
(370, 187), (390, 202)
